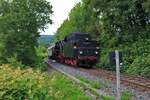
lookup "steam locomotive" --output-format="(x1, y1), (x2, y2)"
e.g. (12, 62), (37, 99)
(48, 32), (100, 67)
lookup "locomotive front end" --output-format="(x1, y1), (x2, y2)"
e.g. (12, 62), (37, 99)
(74, 41), (100, 66)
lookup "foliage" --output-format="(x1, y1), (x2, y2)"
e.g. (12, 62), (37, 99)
(55, 0), (150, 77)
(0, 0), (53, 66)
(55, 1), (100, 41)
(126, 54), (150, 78)
(0, 65), (53, 99)
(101, 91), (133, 100)
(121, 91), (133, 100)
(76, 75), (108, 89)
(35, 45), (48, 71)
(0, 65), (90, 100)
(7, 55), (26, 69)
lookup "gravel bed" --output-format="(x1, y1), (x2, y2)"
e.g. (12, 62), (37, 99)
(47, 65), (54, 75)
(48, 60), (150, 100)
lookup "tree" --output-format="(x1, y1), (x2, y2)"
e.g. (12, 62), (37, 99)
(0, 0), (53, 66)
(55, 1), (101, 41)
(54, 0), (150, 77)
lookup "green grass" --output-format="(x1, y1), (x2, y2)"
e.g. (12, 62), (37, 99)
(100, 91), (133, 100)
(50, 73), (133, 100)
(101, 95), (115, 100)
(121, 91), (133, 100)
(43, 71), (132, 100)
(50, 72), (91, 100)
(76, 75), (108, 89)
(75, 75), (133, 100)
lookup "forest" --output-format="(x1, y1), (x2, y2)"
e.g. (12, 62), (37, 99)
(55, 0), (150, 78)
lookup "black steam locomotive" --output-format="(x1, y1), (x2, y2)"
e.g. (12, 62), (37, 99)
(48, 32), (100, 67)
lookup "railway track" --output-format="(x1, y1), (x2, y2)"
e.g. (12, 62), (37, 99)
(46, 60), (110, 100)
(46, 59), (150, 100)
(80, 68), (150, 92)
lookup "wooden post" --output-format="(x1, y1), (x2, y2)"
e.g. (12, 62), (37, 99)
(115, 50), (121, 100)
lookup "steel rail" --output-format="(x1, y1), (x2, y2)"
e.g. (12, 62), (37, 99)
(46, 60), (112, 99)
(80, 68), (150, 92)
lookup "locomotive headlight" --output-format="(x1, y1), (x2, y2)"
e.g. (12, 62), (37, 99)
(79, 51), (83, 54)
(95, 51), (98, 54)
(73, 46), (77, 49)
(96, 47), (100, 49)
(85, 38), (89, 40)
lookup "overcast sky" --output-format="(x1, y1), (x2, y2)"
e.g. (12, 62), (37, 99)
(41, 0), (81, 35)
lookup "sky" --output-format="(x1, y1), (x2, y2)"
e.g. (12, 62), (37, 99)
(41, 0), (81, 35)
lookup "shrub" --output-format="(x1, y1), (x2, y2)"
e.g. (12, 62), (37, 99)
(97, 39), (150, 78)
(96, 48), (116, 71)
(0, 65), (53, 100)
(0, 65), (90, 100)
(35, 45), (48, 71)
(126, 55), (150, 78)
(7, 56), (26, 69)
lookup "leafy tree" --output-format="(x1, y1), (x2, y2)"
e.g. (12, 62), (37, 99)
(55, 1), (102, 41)
(0, 0), (53, 66)
(55, 0), (150, 77)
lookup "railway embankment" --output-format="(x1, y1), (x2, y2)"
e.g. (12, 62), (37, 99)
(47, 59), (150, 100)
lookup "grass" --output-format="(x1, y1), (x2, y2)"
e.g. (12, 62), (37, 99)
(50, 73), (116, 100)
(48, 72), (91, 100)
(101, 95), (115, 100)
(75, 75), (133, 100)
(121, 90), (133, 100)
(98, 90), (133, 100)
(76, 75), (108, 89)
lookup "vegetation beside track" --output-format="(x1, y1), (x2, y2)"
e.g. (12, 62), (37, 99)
(76, 75), (108, 89)
(6, 45), (48, 72)
(75, 75), (133, 100)
(0, 63), (132, 100)
(0, 65), (91, 100)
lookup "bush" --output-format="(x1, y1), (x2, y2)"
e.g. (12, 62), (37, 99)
(35, 45), (48, 71)
(0, 65), (53, 100)
(7, 56), (27, 69)
(97, 39), (150, 78)
(126, 55), (150, 78)
(0, 65), (90, 100)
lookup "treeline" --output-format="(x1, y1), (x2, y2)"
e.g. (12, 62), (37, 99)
(55, 0), (150, 77)
(0, 0), (52, 67)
